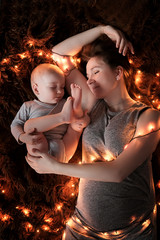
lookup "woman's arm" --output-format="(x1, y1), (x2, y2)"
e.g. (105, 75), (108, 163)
(26, 109), (160, 182)
(52, 25), (134, 56)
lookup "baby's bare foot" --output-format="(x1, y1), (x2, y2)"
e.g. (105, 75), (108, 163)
(61, 97), (73, 123)
(71, 83), (83, 118)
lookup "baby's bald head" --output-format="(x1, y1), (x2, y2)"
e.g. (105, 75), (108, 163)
(31, 63), (64, 88)
(30, 63), (65, 104)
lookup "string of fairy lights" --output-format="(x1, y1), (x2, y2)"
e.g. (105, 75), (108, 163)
(0, 176), (79, 237)
(0, 39), (160, 238)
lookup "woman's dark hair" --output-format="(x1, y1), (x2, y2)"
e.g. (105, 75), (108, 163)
(81, 36), (132, 90)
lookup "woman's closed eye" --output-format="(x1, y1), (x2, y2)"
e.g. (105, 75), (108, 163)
(94, 70), (99, 75)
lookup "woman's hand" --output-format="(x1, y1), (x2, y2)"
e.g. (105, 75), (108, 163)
(25, 150), (59, 174)
(19, 128), (47, 145)
(102, 25), (134, 56)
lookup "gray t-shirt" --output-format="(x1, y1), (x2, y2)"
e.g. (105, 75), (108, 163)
(11, 99), (68, 161)
(65, 100), (156, 240)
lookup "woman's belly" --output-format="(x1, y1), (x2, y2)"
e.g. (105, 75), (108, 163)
(76, 178), (155, 232)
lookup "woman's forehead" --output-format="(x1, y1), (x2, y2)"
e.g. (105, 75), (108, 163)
(86, 57), (106, 71)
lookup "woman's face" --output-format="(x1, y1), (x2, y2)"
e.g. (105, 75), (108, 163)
(86, 56), (118, 99)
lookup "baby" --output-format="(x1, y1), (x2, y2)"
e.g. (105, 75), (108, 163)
(11, 63), (85, 162)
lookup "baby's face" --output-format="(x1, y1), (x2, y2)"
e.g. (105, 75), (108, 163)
(37, 72), (65, 104)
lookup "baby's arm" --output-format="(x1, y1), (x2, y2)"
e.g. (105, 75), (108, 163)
(24, 98), (73, 133)
(10, 103), (49, 156)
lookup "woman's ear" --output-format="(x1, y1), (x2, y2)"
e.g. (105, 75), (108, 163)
(32, 83), (39, 95)
(115, 66), (123, 81)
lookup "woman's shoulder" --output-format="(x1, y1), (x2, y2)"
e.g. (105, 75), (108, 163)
(136, 107), (160, 137)
(138, 107), (160, 124)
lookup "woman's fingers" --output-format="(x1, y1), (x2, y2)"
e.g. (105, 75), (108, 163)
(119, 38), (125, 54)
(115, 33), (121, 49)
(119, 40), (134, 56)
(122, 45), (128, 56)
(128, 42), (134, 54)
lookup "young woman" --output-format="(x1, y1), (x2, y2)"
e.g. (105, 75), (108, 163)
(26, 25), (160, 239)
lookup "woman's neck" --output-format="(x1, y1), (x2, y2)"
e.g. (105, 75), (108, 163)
(104, 84), (136, 112)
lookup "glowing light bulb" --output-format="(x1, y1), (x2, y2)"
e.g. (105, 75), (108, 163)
(2, 215), (8, 221)
(46, 53), (51, 58)
(62, 231), (66, 239)
(22, 208), (30, 217)
(75, 217), (81, 224)
(113, 230), (121, 235)
(19, 52), (27, 59)
(129, 59), (133, 64)
(77, 58), (81, 63)
(124, 144), (129, 150)
(28, 40), (34, 47)
(103, 232), (109, 237)
(135, 77), (141, 84)
(90, 156), (96, 162)
(142, 219), (150, 228)
(42, 225), (50, 231)
(78, 161), (82, 164)
(156, 73), (160, 77)
(71, 193), (75, 196)
(44, 218), (52, 223)
(137, 95), (141, 99)
(62, 57), (67, 63)
(153, 204), (157, 214)
(157, 180), (160, 189)
(25, 222), (33, 231)
(63, 65), (68, 71)
(1, 58), (9, 64)
(147, 123), (155, 132)
(2, 190), (5, 193)
(36, 229), (40, 233)
(57, 203), (62, 210)
(72, 184), (75, 187)
(71, 57), (75, 63)
(84, 226), (88, 230)
(66, 218), (73, 226)
(38, 50), (43, 56)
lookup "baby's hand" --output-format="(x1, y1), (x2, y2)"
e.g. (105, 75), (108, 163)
(71, 110), (90, 132)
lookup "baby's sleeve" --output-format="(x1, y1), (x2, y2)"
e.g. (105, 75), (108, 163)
(10, 102), (29, 144)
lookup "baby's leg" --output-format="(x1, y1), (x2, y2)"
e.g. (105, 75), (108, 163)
(61, 97), (73, 123)
(70, 83), (83, 118)
(26, 134), (48, 156)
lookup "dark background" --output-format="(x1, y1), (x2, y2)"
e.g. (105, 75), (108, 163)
(0, 0), (160, 239)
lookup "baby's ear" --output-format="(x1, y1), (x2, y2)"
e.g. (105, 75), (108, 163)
(32, 83), (39, 95)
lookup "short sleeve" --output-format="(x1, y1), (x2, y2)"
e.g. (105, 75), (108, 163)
(10, 102), (29, 143)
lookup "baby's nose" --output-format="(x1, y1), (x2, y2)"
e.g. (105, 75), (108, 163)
(57, 89), (62, 93)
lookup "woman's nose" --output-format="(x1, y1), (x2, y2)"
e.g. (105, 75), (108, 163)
(87, 77), (95, 85)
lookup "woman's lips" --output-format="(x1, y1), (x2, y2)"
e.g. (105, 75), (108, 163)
(90, 85), (100, 92)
